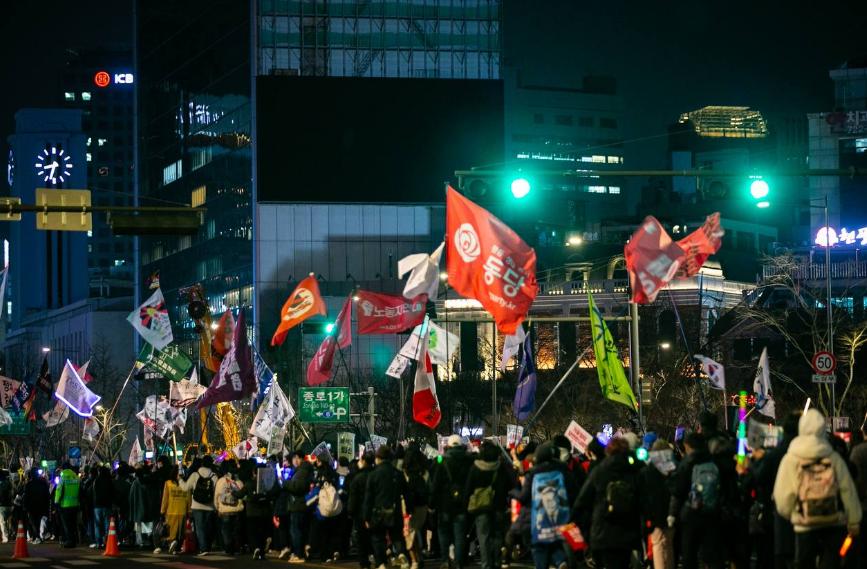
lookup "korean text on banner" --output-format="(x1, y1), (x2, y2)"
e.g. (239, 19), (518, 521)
(564, 421), (593, 453)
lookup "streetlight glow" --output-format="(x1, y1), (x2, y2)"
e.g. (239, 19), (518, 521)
(41, 347), (50, 353)
(660, 342), (671, 350)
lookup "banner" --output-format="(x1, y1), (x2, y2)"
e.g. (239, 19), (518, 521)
(0, 377), (21, 408)
(694, 354), (725, 391)
(137, 343), (194, 382)
(412, 324), (442, 429)
(10, 378), (34, 416)
(271, 274), (327, 346)
(252, 349), (275, 412)
(588, 291), (637, 410)
(43, 400), (69, 427)
(624, 216), (685, 304)
(208, 311), (235, 373)
(399, 242), (445, 300)
(369, 434), (388, 451)
(513, 332), (537, 421)
(675, 213), (724, 278)
(128, 288), (173, 350)
(356, 290), (426, 334)
(137, 395), (176, 439)
(55, 360), (101, 417)
(564, 421), (593, 453)
(128, 438), (143, 466)
(310, 441), (333, 465)
(446, 186), (537, 334)
(337, 432), (356, 462)
(501, 326), (526, 371)
(385, 354), (410, 379)
(197, 308), (257, 409)
(250, 381), (295, 441)
(753, 347), (775, 419)
(399, 318), (459, 366)
(169, 373), (206, 408)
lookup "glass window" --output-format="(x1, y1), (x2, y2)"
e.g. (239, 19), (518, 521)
(191, 185), (207, 207)
(579, 116), (594, 127)
(64, 92), (75, 101)
(555, 115), (573, 126)
(533, 113), (544, 124)
(608, 186), (621, 194)
(98, 138), (107, 147)
(600, 118), (618, 129)
(86, 153), (92, 162)
(591, 155), (606, 163)
(587, 186), (606, 193)
(607, 156), (620, 164)
(81, 92), (92, 101)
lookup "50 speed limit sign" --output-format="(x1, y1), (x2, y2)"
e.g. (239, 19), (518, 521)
(812, 351), (837, 375)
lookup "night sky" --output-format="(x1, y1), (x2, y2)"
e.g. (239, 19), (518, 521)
(2, 0), (865, 170)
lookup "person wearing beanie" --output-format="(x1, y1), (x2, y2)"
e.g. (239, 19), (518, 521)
(365, 445), (412, 569)
(774, 409), (862, 569)
(430, 435), (474, 569)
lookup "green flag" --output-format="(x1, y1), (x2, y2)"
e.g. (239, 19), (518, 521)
(137, 342), (194, 382)
(588, 291), (637, 411)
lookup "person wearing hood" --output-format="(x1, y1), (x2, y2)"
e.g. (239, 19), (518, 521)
(364, 445), (411, 569)
(552, 435), (588, 489)
(213, 461), (244, 556)
(573, 436), (641, 569)
(518, 441), (580, 569)
(641, 440), (677, 569)
(430, 435), (474, 569)
(670, 432), (725, 569)
(348, 452), (375, 569)
(24, 468), (50, 544)
(774, 409), (862, 569)
(179, 454), (218, 556)
(284, 451), (314, 563)
(464, 441), (511, 569)
(90, 466), (115, 549)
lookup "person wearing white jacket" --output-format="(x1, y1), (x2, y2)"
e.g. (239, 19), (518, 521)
(773, 409), (862, 569)
(213, 464), (244, 556)
(179, 456), (218, 556)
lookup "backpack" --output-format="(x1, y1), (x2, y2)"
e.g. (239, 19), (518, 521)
(218, 478), (239, 507)
(531, 469), (570, 544)
(192, 473), (217, 505)
(689, 462), (721, 514)
(443, 461), (464, 506)
(604, 479), (634, 518)
(317, 481), (343, 518)
(468, 468), (498, 515)
(797, 458), (839, 526)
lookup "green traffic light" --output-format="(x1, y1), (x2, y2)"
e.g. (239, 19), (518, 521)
(750, 179), (769, 200)
(510, 178), (531, 199)
(325, 323), (335, 333)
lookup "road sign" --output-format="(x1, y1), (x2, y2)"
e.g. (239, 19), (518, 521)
(812, 351), (837, 375)
(298, 387), (350, 423)
(812, 374), (836, 384)
(0, 413), (30, 435)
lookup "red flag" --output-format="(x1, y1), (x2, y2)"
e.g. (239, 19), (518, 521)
(675, 213), (724, 278)
(208, 311), (235, 372)
(412, 326), (441, 429)
(624, 216), (687, 304)
(271, 274), (327, 346)
(306, 298), (352, 386)
(356, 290), (426, 334)
(446, 186), (537, 334)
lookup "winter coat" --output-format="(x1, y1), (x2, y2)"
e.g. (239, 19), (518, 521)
(213, 475), (244, 515)
(161, 480), (190, 516)
(24, 477), (50, 515)
(430, 446), (474, 513)
(129, 477), (158, 523)
(179, 467), (217, 511)
(639, 457), (673, 530)
(54, 469), (80, 508)
(464, 459), (511, 514)
(0, 477), (14, 507)
(773, 409), (862, 532)
(348, 465), (373, 520)
(233, 477), (274, 518)
(91, 475), (115, 509)
(405, 470), (429, 509)
(670, 447), (716, 522)
(849, 441), (867, 511)
(364, 459), (411, 525)
(754, 436), (793, 507)
(517, 460), (580, 510)
(573, 453), (642, 552)
(113, 476), (132, 518)
(284, 461), (314, 513)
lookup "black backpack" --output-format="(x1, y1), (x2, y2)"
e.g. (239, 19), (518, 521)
(192, 473), (216, 504)
(604, 479), (635, 518)
(443, 461), (463, 505)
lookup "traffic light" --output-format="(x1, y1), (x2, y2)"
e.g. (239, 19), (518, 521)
(302, 320), (334, 334)
(749, 177), (770, 208)
(510, 178), (531, 199)
(457, 172), (532, 201)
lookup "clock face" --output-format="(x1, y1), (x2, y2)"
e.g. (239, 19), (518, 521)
(35, 145), (73, 186)
(6, 150), (12, 187)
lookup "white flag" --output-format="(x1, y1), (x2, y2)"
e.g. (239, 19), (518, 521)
(127, 288), (173, 350)
(753, 347), (775, 419)
(43, 400), (69, 427)
(694, 354), (725, 391)
(55, 360), (101, 417)
(83, 417), (100, 442)
(398, 242), (445, 300)
(189, 367), (199, 385)
(170, 375), (207, 407)
(250, 381), (295, 441)
(500, 326), (526, 371)
(128, 437), (143, 466)
(385, 354), (410, 379)
(0, 407), (12, 427)
(0, 268), (7, 319)
(399, 319), (459, 366)
(234, 436), (258, 459)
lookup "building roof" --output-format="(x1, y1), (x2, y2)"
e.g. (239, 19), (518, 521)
(837, 56), (867, 70)
(679, 106), (769, 138)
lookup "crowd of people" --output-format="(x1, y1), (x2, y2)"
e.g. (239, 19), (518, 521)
(1, 407), (866, 569)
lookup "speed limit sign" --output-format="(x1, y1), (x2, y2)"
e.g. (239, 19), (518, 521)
(812, 351), (837, 375)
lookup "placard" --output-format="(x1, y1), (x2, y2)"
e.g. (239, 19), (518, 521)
(506, 425), (523, 448)
(337, 432), (356, 462)
(369, 434), (388, 451)
(257, 466), (276, 494)
(564, 421), (593, 453)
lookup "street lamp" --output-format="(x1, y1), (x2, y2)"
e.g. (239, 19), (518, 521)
(660, 342), (671, 350)
(41, 347), (50, 353)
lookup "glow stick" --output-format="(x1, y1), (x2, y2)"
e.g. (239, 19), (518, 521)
(737, 390), (747, 464)
(840, 535), (853, 557)
(804, 398), (811, 413)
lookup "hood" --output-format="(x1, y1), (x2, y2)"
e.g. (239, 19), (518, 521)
(601, 453), (633, 475)
(535, 442), (556, 464)
(446, 447), (467, 459)
(787, 409), (833, 460)
(197, 467), (213, 478)
(474, 459), (499, 472)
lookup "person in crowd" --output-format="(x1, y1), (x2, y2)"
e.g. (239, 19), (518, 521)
(233, 461), (277, 560)
(641, 440), (677, 569)
(310, 453), (343, 562)
(80, 465), (95, 546)
(213, 461), (243, 556)
(349, 452), (375, 569)
(156, 465), (189, 555)
(130, 465), (159, 548)
(54, 462), (80, 548)
(90, 465), (115, 549)
(113, 464), (134, 545)
(465, 441), (511, 569)
(365, 445), (411, 569)
(403, 446), (430, 569)
(431, 435), (474, 569)
(23, 468), (50, 544)
(179, 454), (218, 556)
(0, 469), (14, 543)
(774, 408), (862, 569)
(284, 451), (314, 563)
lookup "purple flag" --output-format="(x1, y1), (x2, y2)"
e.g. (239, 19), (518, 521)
(513, 330), (536, 422)
(196, 308), (256, 410)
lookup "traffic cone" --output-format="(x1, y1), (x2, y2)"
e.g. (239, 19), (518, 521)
(102, 518), (121, 557)
(180, 517), (197, 555)
(12, 520), (29, 558)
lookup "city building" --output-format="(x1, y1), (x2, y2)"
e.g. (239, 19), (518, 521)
(58, 47), (135, 297)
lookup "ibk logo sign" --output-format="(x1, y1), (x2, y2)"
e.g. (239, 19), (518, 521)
(94, 71), (134, 88)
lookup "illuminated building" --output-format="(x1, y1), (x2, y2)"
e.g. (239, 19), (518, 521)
(678, 106), (769, 139)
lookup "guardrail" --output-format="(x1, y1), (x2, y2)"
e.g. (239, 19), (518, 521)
(762, 261), (867, 281)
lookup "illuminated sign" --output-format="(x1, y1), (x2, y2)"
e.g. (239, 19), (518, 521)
(94, 71), (134, 87)
(815, 226), (867, 247)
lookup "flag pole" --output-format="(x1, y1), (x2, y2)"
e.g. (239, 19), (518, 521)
(666, 289), (708, 412)
(523, 344), (591, 434)
(723, 388), (728, 430)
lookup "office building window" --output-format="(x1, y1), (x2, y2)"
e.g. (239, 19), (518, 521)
(600, 118), (618, 129)
(587, 186), (606, 193)
(64, 92), (75, 101)
(591, 155), (606, 163)
(86, 153), (92, 162)
(98, 138), (107, 147)
(608, 186), (621, 194)
(82, 92), (92, 101)
(191, 185), (207, 207)
(579, 116), (594, 127)
(533, 113), (544, 124)
(607, 156), (621, 164)
(555, 115), (573, 126)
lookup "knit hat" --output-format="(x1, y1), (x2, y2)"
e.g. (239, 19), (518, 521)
(642, 432), (659, 449)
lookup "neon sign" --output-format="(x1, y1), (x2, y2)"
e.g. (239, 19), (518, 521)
(94, 71), (134, 87)
(94, 72), (110, 88)
(815, 226), (867, 247)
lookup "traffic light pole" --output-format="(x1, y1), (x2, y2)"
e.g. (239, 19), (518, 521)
(455, 168), (865, 179)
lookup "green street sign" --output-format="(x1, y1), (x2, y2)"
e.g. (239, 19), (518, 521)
(137, 342), (194, 382)
(298, 387), (350, 423)
(0, 413), (31, 435)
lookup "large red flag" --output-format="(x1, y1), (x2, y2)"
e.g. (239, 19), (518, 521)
(446, 186), (537, 334)
(675, 213), (724, 278)
(412, 325), (441, 429)
(306, 298), (352, 386)
(624, 216), (686, 304)
(272, 274), (327, 346)
(356, 290), (426, 334)
(207, 310), (235, 372)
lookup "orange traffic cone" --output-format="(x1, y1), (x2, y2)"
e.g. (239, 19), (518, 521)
(12, 520), (29, 558)
(180, 517), (196, 555)
(102, 518), (121, 557)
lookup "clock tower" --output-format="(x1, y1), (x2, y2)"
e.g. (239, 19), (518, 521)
(7, 109), (87, 328)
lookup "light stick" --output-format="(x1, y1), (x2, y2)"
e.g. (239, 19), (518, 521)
(737, 390), (747, 465)
(804, 398), (811, 413)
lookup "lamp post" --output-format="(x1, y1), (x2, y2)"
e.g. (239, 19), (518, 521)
(823, 195), (834, 422)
